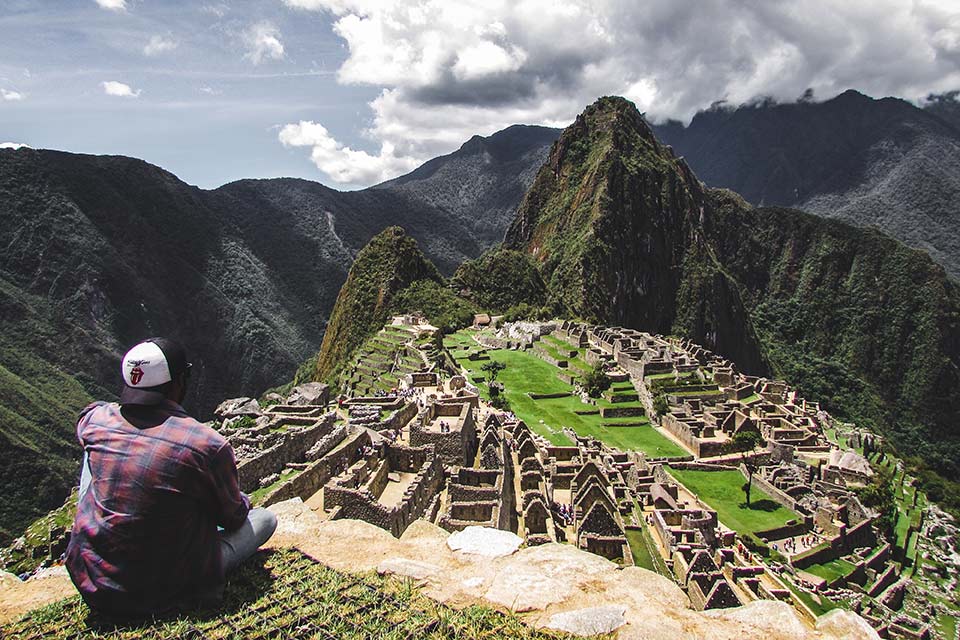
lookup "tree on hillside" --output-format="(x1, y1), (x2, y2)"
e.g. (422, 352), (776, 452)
(581, 363), (611, 397)
(481, 360), (506, 383)
(741, 454), (760, 507)
(731, 430), (762, 453)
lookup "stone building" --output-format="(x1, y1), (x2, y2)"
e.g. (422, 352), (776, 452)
(410, 399), (478, 467)
(324, 442), (443, 537)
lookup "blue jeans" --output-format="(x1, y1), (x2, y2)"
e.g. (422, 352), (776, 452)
(220, 508), (278, 574)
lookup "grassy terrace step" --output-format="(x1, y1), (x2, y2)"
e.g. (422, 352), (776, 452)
(4, 549), (570, 640)
(445, 331), (684, 457)
(601, 420), (650, 427)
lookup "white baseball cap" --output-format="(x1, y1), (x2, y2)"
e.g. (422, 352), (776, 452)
(119, 337), (191, 405)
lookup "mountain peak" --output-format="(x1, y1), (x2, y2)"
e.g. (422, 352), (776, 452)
(309, 226), (441, 383)
(505, 96), (710, 336)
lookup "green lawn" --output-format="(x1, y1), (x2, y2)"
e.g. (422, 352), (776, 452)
(666, 467), (799, 536)
(803, 558), (857, 583)
(446, 333), (686, 457)
(936, 613), (957, 640)
(625, 527), (656, 571)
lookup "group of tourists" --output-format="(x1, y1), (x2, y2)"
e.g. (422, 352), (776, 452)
(552, 501), (574, 526)
(772, 534), (818, 555)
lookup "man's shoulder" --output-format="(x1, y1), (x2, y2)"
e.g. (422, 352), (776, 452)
(164, 412), (228, 451)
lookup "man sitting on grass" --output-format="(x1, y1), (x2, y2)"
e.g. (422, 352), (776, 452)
(66, 338), (277, 617)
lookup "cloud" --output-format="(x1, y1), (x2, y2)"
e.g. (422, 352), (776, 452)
(94, 0), (127, 11)
(144, 35), (178, 56)
(101, 80), (141, 97)
(279, 0), (960, 187)
(278, 120), (420, 185)
(201, 3), (229, 18)
(0, 142), (31, 150)
(199, 86), (222, 95)
(1, 88), (25, 101)
(244, 22), (285, 65)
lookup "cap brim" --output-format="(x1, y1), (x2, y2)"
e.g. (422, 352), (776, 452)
(119, 384), (167, 405)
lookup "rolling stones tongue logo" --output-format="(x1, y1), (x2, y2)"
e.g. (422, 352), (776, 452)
(128, 360), (149, 385)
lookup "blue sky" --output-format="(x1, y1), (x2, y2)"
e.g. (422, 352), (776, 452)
(2, 0), (959, 189)
(0, 0), (378, 187)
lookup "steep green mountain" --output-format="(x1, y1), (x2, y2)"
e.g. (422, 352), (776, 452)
(451, 247), (548, 313)
(652, 90), (960, 279)
(507, 96), (960, 479)
(308, 227), (443, 384)
(0, 124), (553, 540)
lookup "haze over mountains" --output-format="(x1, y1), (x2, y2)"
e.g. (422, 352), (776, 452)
(653, 90), (960, 279)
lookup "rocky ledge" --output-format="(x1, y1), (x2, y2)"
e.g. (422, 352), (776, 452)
(1, 499), (879, 638)
(268, 499), (877, 639)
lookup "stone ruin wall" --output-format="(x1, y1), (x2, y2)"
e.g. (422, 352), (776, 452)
(410, 402), (477, 467)
(236, 413), (337, 493)
(384, 400), (419, 432)
(324, 443), (444, 537)
(260, 428), (368, 507)
(743, 463), (803, 514)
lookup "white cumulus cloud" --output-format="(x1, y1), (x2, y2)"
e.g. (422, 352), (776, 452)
(101, 80), (141, 98)
(94, 0), (127, 12)
(0, 142), (31, 150)
(279, 0), (960, 187)
(244, 22), (285, 65)
(1, 88), (25, 101)
(278, 120), (420, 186)
(144, 35), (178, 56)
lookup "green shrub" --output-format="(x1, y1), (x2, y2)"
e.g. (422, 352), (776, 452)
(489, 395), (511, 410)
(653, 394), (669, 416)
(452, 248), (547, 312)
(391, 280), (475, 333)
(580, 363), (611, 397)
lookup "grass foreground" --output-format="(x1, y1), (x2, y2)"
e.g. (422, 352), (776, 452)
(4, 549), (578, 640)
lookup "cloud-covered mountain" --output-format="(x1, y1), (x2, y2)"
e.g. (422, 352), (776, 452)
(653, 90), (960, 278)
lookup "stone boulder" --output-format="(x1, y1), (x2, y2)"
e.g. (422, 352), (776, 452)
(215, 397), (261, 419)
(0, 566), (75, 624)
(446, 526), (522, 558)
(544, 605), (627, 636)
(286, 382), (330, 406)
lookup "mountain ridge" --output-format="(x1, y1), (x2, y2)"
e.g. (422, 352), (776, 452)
(652, 89), (960, 279)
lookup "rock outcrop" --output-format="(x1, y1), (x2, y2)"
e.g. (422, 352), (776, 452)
(267, 500), (878, 639)
(0, 503), (880, 638)
(309, 226), (443, 383)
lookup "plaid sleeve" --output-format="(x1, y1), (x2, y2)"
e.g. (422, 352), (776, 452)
(209, 441), (251, 531)
(76, 402), (108, 442)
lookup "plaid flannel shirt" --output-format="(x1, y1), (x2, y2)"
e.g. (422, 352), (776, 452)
(66, 400), (250, 616)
